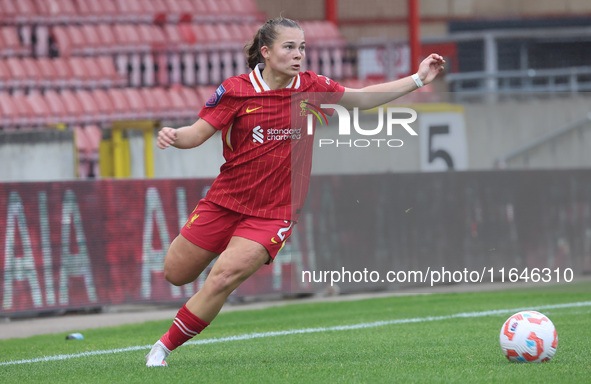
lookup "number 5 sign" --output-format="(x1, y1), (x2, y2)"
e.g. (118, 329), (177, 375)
(417, 106), (468, 171)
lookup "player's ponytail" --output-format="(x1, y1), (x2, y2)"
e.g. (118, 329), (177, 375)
(245, 17), (303, 70)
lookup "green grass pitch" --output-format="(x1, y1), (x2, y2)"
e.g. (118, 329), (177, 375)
(0, 291), (590, 383)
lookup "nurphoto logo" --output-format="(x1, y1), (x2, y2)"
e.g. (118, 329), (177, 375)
(306, 104), (418, 148)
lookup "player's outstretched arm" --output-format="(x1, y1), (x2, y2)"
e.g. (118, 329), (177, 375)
(339, 53), (445, 110)
(157, 118), (217, 150)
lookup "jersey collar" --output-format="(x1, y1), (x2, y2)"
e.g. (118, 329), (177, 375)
(249, 63), (300, 93)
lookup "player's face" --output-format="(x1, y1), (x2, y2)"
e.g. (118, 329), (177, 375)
(265, 27), (305, 77)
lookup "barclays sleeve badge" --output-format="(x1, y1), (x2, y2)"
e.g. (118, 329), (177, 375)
(205, 84), (226, 107)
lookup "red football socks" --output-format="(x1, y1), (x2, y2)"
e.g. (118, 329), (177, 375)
(160, 304), (210, 351)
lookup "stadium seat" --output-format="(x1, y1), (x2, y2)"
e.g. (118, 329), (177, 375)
(59, 89), (84, 123)
(162, 24), (184, 49)
(144, 87), (173, 120)
(168, 86), (193, 120)
(91, 0), (119, 22)
(121, 88), (148, 119)
(25, 92), (52, 126)
(0, 60), (10, 89)
(65, 25), (92, 55)
(76, 89), (101, 123)
(96, 56), (126, 87)
(179, 86), (202, 109)
(80, 25), (103, 55)
(21, 57), (42, 88)
(68, 57), (91, 88)
(73, 124), (101, 178)
(5, 57), (34, 88)
(90, 88), (116, 122)
(49, 57), (75, 88)
(0, 26), (28, 57)
(1, 0), (36, 25)
(115, 0), (145, 23)
(35, 57), (58, 88)
(95, 23), (121, 54)
(34, 0), (77, 24)
(43, 89), (71, 124)
(51, 26), (73, 56)
(106, 88), (133, 120)
(0, 92), (20, 128)
(11, 94), (36, 127)
(0, 0), (17, 24)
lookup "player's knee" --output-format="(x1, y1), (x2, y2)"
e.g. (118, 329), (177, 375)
(163, 267), (186, 286)
(207, 267), (245, 295)
(163, 259), (194, 286)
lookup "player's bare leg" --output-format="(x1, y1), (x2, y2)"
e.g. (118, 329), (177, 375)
(163, 234), (218, 286)
(146, 236), (269, 366)
(185, 236), (270, 321)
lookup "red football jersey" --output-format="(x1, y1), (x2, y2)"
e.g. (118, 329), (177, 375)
(198, 63), (344, 220)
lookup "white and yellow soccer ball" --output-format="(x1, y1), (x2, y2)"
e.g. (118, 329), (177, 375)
(499, 310), (558, 362)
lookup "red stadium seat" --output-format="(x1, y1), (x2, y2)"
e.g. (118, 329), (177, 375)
(14, 0), (36, 21)
(0, 60), (11, 89)
(121, 88), (148, 118)
(75, 89), (102, 123)
(25, 92), (52, 126)
(162, 24), (183, 48)
(80, 25), (103, 55)
(81, 57), (103, 87)
(168, 86), (192, 119)
(96, 0), (119, 22)
(73, 124), (101, 178)
(115, 0), (144, 22)
(5, 57), (33, 88)
(0, 0), (17, 24)
(43, 89), (71, 124)
(179, 86), (202, 109)
(21, 57), (42, 88)
(59, 89), (84, 123)
(68, 56), (93, 88)
(146, 87), (173, 120)
(0, 27), (28, 57)
(137, 24), (167, 51)
(96, 24), (119, 54)
(95, 56), (126, 87)
(113, 24), (149, 53)
(50, 57), (75, 88)
(11, 94), (36, 127)
(91, 88), (116, 121)
(106, 88), (132, 120)
(51, 26), (73, 57)
(34, 0), (76, 23)
(85, 124), (102, 152)
(36, 57), (58, 88)
(0, 92), (19, 127)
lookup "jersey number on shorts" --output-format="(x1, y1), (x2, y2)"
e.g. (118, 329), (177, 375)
(271, 220), (293, 244)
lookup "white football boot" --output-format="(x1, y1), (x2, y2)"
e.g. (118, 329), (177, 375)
(145, 340), (171, 367)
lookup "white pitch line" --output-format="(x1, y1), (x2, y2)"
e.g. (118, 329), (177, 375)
(1, 300), (590, 366)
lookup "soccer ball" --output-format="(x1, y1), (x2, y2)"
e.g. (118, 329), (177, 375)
(499, 310), (558, 362)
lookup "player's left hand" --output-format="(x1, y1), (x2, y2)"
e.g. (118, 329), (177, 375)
(417, 53), (445, 85)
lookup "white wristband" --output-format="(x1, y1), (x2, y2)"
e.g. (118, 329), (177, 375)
(411, 73), (424, 88)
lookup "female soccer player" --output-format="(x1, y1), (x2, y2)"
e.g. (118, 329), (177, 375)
(146, 17), (445, 367)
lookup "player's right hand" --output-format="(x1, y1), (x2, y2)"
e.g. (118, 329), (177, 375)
(157, 127), (177, 149)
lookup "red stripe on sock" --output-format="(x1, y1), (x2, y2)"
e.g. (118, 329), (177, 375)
(160, 304), (210, 351)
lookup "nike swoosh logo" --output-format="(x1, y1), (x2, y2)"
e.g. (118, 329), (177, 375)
(271, 237), (278, 244)
(246, 106), (262, 113)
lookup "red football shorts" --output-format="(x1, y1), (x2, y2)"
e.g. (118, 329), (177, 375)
(180, 199), (294, 262)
